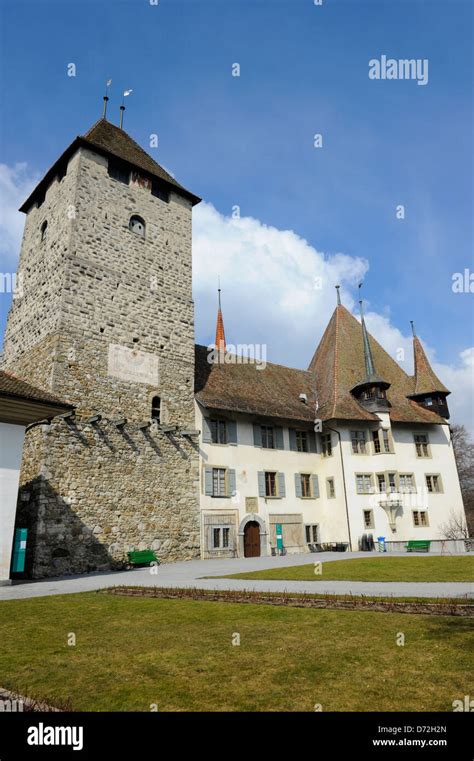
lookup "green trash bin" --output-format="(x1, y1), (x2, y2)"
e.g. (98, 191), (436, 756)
(11, 528), (27, 573)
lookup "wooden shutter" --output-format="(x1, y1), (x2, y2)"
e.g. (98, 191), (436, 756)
(253, 424), (262, 447)
(311, 474), (320, 498)
(202, 417), (212, 443)
(227, 420), (237, 445)
(289, 429), (297, 451)
(228, 469), (237, 496)
(278, 472), (286, 498)
(204, 467), (213, 495)
(275, 426), (284, 449)
(258, 471), (266, 497)
(294, 473), (302, 498)
(308, 432), (317, 452)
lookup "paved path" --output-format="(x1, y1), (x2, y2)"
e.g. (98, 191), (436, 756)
(0, 551), (472, 601)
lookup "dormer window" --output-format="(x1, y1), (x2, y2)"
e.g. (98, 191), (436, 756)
(40, 220), (48, 242)
(129, 215), (145, 237)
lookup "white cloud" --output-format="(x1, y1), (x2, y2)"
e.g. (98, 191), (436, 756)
(193, 202), (474, 433)
(0, 163), (39, 268)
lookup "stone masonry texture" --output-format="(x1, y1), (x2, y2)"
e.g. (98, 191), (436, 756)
(2, 145), (201, 577)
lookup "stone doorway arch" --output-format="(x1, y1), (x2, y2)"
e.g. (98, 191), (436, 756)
(238, 514), (267, 558)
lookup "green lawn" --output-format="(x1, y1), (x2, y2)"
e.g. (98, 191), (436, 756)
(217, 556), (474, 583)
(0, 592), (472, 711)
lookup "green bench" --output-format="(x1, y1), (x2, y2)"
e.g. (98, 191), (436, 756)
(406, 540), (431, 553)
(127, 550), (159, 567)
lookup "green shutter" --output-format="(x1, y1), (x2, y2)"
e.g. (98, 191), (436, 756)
(202, 417), (212, 443)
(275, 426), (284, 449)
(204, 467), (213, 495)
(228, 469), (237, 496)
(311, 474), (320, 498)
(258, 471), (266, 497)
(289, 429), (297, 451)
(294, 473), (302, 497)
(227, 420), (237, 445)
(278, 472), (286, 497)
(253, 424), (262, 447)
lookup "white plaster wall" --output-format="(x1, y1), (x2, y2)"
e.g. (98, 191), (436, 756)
(196, 405), (351, 555)
(0, 423), (25, 583)
(339, 420), (465, 547)
(196, 402), (465, 556)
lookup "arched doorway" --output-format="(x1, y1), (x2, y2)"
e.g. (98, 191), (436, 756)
(244, 521), (261, 557)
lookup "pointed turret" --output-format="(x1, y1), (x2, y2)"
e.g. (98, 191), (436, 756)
(214, 287), (226, 353)
(407, 321), (450, 419)
(350, 300), (391, 412)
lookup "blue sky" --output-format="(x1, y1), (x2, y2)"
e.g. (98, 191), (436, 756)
(0, 0), (473, 424)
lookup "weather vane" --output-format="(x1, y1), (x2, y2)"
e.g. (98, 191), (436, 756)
(120, 89), (133, 129)
(102, 79), (112, 119)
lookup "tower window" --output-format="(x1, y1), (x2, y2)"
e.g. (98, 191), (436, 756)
(129, 215), (145, 237)
(40, 220), (48, 242)
(151, 396), (161, 423)
(151, 180), (170, 203)
(108, 160), (130, 185)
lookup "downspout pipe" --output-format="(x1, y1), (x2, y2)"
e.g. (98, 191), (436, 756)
(325, 425), (353, 551)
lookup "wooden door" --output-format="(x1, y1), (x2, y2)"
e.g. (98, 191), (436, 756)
(244, 521), (260, 557)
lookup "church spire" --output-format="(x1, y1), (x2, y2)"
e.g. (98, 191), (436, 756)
(214, 286), (226, 353)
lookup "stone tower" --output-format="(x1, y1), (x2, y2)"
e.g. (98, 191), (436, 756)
(2, 117), (202, 577)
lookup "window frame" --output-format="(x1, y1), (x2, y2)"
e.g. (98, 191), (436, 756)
(305, 524), (319, 544)
(261, 425), (275, 450)
(212, 525), (231, 549)
(351, 430), (367, 455)
(414, 433), (431, 458)
(412, 510), (429, 528)
(210, 417), (228, 445)
(363, 509), (375, 530)
(398, 473), (416, 493)
(326, 477), (336, 499)
(265, 470), (278, 498)
(355, 473), (374, 495)
(211, 467), (228, 498)
(295, 430), (309, 453)
(321, 433), (332, 457)
(425, 474), (443, 494)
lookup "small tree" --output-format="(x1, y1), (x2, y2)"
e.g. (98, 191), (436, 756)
(439, 509), (469, 540)
(450, 424), (474, 536)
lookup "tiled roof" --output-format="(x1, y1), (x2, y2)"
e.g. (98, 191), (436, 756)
(0, 370), (71, 408)
(195, 345), (316, 423)
(195, 306), (448, 425)
(20, 118), (200, 212)
(82, 119), (200, 204)
(411, 335), (450, 396)
(307, 306), (446, 424)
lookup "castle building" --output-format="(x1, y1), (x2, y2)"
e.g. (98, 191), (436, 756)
(196, 296), (465, 557)
(1, 117), (467, 578)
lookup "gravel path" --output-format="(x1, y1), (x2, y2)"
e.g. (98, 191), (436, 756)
(0, 551), (472, 601)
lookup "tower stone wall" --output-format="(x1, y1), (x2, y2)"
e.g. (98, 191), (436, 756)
(2, 138), (201, 577)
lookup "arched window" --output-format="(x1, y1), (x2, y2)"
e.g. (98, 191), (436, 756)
(129, 215), (145, 237)
(151, 396), (161, 423)
(40, 220), (48, 242)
